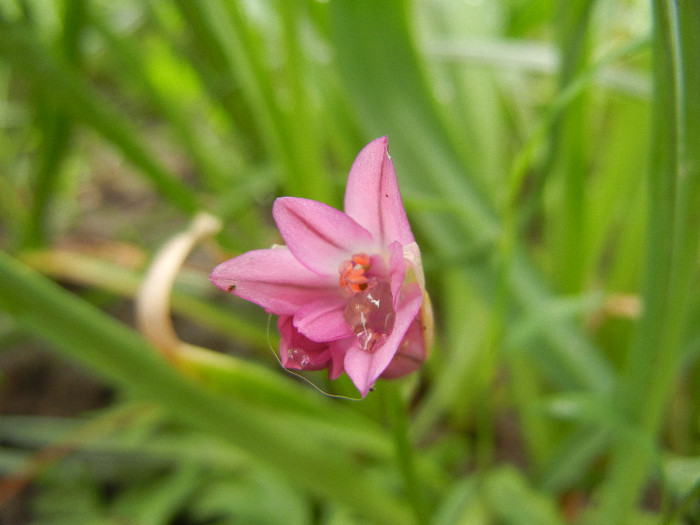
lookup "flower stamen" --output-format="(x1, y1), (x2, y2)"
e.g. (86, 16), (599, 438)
(339, 253), (371, 293)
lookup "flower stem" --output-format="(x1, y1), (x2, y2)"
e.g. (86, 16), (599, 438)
(383, 382), (428, 525)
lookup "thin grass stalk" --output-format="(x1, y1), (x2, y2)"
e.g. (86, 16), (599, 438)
(593, 1), (700, 522)
(170, 1), (334, 203)
(383, 383), (429, 524)
(25, 0), (84, 248)
(26, 100), (72, 248)
(169, 0), (276, 158)
(549, 0), (596, 294)
(151, 0), (260, 155)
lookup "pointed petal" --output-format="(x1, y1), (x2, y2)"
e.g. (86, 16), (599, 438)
(388, 241), (407, 306)
(293, 297), (353, 342)
(210, 248), (335, 315)
(273, 197), (374, 275)
(344, 137), (414, 246)
(344, 283), (422, 396)
(381, 314), (428, 378)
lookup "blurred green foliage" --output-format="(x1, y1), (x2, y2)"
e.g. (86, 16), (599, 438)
(0, 0), (699, 524)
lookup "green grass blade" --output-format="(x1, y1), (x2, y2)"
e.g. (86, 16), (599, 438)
(24, 1), (85, 247)
(593, 1), (700, 522)
(547, 0), (596, 293)
(86, 9), (233, 194)
(0, 23), (199, 213)
(170, 1), (334, 202)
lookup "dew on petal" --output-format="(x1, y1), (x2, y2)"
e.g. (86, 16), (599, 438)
(343, 280), (395, 353)
(287, 347), (310, 367)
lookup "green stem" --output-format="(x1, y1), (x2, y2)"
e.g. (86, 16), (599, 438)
(384, 382), (426, 525)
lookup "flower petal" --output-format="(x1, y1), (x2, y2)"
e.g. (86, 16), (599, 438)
(278, 316), (332, 371)
(343, 283), (423, 396)
(210, 247), (335, 315)
(381, 314), (428, 379)
(328, 338), (353, 380)
(293, 297), (353, 342)
(273, 197), (375, 275)
(344, 137), (415, 246)
(388, 241), (407, 306)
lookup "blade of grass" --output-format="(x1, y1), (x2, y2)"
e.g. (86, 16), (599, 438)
(0, 22), (198, 213)
(86, 8), (234, 194)
(150, 0), (262, 158)
(547, 0), (596, 293)
(217, 0), (334, 203)
(170, 1), (334, 203)
(593, 1), (700, 522)
(25, 0), (85, 248)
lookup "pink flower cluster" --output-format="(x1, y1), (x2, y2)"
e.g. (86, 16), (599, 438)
(211, 137), (431, 396)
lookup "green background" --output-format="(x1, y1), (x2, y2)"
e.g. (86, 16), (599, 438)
(0, 1), (698, 523)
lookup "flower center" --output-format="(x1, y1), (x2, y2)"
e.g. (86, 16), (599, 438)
(339, 253), (371, 293)
(344, 279), (395, 353)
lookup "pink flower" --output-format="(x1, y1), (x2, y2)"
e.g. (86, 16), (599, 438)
(211, 137), (432, 396)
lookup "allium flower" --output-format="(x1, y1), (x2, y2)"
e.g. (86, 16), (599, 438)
(211, 137), (432, 396)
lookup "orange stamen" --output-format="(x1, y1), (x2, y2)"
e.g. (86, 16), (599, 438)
(352, 253), (370, 267)
(339, 253), (371, 293)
